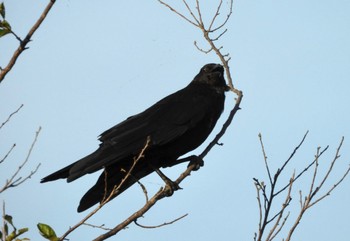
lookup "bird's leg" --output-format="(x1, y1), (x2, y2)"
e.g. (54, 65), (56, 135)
(162, 155), (204, 171)
(149, 164), (182, 196)
(156, 168), (182, 196)
(186, 155), (204, 171)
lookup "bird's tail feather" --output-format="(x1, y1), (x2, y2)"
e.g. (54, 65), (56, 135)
(77, 162), (153, 212)
(40, 162), (76, 183)
(40, 151), (100, 183)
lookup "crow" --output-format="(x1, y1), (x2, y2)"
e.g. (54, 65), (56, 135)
(41, 63), (229, 212)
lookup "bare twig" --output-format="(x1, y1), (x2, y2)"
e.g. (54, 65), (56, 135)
(2, 202), (7, 240)
(134, 213), (188, 229)
(0, 104), (23, 129)
(194, 41), (213, 53)
(255, 182), (263, 233)
(265, 174), (294, 241)
(0, 0), (56, 83)
(309, 137), (344, 201)
(254, 135), (349, 241)
(159, 0), (235, 91)
(0, 126), (41, 193)
(158, 1), (199, 27)
(82, 223), (112, 231)
(274, 145), (329, 197)
(254, 132), (311, 241)
(208, 0), (223, 31)
(0, 143), (16, 164)
(277, 131), (309, 177)
(137, 180), (149, 203)
(258, 133), (273, 185)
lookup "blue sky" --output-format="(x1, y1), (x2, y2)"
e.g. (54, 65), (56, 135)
(1, 0), (350, 240)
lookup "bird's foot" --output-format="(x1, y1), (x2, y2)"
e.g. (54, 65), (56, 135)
(154, 168), (182, 196)
(187, 155), (204, 171)
(163, 179), (182, 197)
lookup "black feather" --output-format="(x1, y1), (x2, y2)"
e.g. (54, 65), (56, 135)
(41, 63), (228, 212)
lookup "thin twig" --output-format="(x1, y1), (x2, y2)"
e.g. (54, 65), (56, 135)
(0, 126), (41, 193)
(2, 202), (6, 240)
(255, 182), (263, 231)
(208, 0), (223, 31)
(0, 143), (16, 164)
(159, 0), (235, 91)
(137, 180), (149, 203)
(0, 0), (56, 83)
(278, 131), (309, 177)
(210, 0), (233, 32)
(258, 133), (273, 185)
(158, 0), (199, 27)
(183, 0), (200, 26)
(309, 164), (350, 207)
(274, 145), (329, 197)
(194, 41), (213, 53)
(265, 173), (294, 240)
(284, 137), (348, 241)
(82, 223), (112, 231)
(134, 213), (188, 229)
(0, 104), (23, 129)
(254, 132), (311, 241)
(308, 147), (321, 199)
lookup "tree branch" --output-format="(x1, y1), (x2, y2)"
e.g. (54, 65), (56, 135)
(0, 104), (23, 129)
(254, 134), (349, 241)
(134, 213), (188, 229)
(0, 126), (41, 193)
(0, 0), (56, 83)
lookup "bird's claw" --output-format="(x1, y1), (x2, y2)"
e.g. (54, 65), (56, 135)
(164, 180), (182, 197)
(187, 155), (204, 171)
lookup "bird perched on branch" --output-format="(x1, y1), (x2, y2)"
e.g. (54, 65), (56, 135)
(41, 63), (229, 212)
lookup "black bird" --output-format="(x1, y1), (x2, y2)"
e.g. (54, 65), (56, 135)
(41, 63), (229, 212)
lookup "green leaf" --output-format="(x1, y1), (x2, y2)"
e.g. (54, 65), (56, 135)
(37, 223), (59, 241)
(0, 27), (10, 37)
(5, 230), (16, 241)
(4, 223), (8, 236)
(0, 19), (11, 29)
(0, 2), (5, 19)
(0, 19), (12, 38)
(17, 228), (28, 236)
(4, 215), (14, 226)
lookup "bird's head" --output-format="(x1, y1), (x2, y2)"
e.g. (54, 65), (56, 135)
(193, 63), (230, 92)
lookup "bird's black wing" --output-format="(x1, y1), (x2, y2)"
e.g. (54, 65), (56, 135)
(67, 84), (219, 181)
